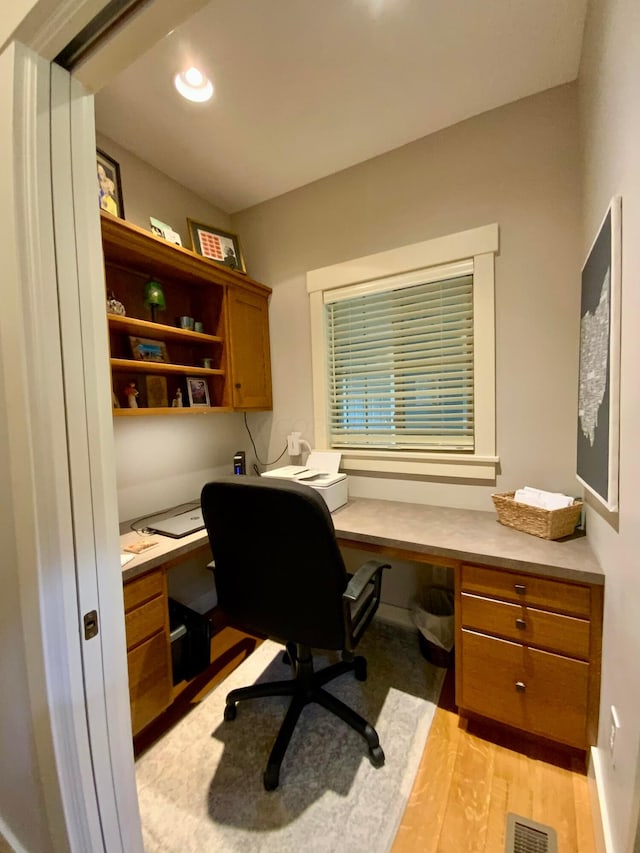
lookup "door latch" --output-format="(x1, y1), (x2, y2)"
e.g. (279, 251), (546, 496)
(83, 610), (99, 640)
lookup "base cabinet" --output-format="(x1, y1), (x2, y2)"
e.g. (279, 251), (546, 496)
(455, 562), (603, 750)
(124, 569), (172, 735)
(460, 629), (589, 747)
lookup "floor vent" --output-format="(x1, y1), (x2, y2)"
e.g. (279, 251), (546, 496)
(505, 813), (557, 853)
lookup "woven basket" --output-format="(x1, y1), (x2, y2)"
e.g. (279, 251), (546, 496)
(491, 492), (583, 540)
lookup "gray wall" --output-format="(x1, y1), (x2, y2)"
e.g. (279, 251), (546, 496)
(579, 0), (640, 848)
(232, 84), (583, 511)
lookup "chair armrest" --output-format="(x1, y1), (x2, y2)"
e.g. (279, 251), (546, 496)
(344, 559), (390, 602)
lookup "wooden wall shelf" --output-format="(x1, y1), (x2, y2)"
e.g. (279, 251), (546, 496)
(110, 358), (224, 377)
(101, 212), (272, 414)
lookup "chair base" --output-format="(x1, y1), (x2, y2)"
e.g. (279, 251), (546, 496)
(223, 642), (385, 790)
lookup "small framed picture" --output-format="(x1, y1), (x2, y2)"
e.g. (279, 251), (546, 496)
(187, 219), (246, 272)
(97, 149), (125, 218)
(129, 336), (169, 363)
(150, 217), (182, 246)
(145, 375), (168, 407)
(186, 376), (211, 407)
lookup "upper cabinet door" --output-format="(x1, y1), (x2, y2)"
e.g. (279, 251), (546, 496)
(227, 286), (273, 410)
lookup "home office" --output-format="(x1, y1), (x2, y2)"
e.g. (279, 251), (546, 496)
(97, 36), (616, 842)
(105, 66), (602, 852)
(2, 1), (638, 852)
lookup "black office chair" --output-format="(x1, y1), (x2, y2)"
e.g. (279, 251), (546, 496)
(200, 476), (389, 790)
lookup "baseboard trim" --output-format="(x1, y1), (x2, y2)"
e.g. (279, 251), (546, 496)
(0, 816), (27, 853)
(375, 603), (414, 631)
(589, 747), (613, 853)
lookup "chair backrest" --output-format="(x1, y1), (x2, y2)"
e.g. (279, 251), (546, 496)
(201, 476), (350, 650)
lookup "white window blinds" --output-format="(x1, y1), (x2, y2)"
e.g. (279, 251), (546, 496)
(325, 265), (474, 451)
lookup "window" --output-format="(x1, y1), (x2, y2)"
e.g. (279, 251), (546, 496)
(307, 224), (499, 479)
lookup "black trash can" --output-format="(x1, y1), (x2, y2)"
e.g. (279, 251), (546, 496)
(412, 586), (455, 668)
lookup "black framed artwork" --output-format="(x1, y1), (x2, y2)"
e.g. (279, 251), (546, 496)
(97, 148), (125, 218)
(576, 196), (622, 512)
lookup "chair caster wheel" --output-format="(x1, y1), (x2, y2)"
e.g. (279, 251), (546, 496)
(263, 766), (279, 791)
(369, 745), (385, 768)
(224, 702), (237, 721)
(354, 657), (367, 681)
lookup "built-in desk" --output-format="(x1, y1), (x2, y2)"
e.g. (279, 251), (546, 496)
(332, 498), (603, 584)
(120, 497), (603, 750)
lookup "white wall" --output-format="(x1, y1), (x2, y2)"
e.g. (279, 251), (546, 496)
(579, 1), (640, 849)
(93, 134), (266, 522)
(96, 131), (231, 252)
(232, 84), (583, 512)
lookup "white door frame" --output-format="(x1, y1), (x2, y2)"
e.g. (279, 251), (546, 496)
(52, 60), (144, 851)
(1, 41), (143, 851)
(2, 2), (215, 849)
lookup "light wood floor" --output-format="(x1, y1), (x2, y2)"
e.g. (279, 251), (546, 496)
(135, 626), (597, 852)
(393, 668), (597, 852)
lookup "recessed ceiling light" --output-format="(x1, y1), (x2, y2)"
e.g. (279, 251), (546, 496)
(174, 66), (214, 103)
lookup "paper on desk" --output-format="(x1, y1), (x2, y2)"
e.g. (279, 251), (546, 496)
(513, 486), (574, 510)
(305, 450), (341, 474)
(262, 451), (342, 482)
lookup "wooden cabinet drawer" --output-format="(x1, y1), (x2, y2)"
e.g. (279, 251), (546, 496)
(459, 629), (589, 748)
(125, 595), (167, 651)
(461, 563), (591, 617)
(123, 568), (164, 612)
(127, 631), (172, 735)
(461, 593), (590, 660)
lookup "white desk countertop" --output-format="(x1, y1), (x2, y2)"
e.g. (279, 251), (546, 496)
(120, 497), (603, 586)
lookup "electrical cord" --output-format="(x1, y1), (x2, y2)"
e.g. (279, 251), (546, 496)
(243, 412), (287, 470)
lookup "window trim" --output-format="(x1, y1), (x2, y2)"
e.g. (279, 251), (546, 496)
(307, 224), (499, 480)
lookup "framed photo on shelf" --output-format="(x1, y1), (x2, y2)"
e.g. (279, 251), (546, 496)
(145, 375), (168, 408)
(187, 219), (246, 273)
(97, 149), (125, 218)
(576, 195), (622, 513)
(129, 336), (169, 363)
(186, 376), (210, 407)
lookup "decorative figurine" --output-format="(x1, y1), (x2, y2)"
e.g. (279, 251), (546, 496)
(172, 388), (183, 408)
(112, 390), (120, 409)
(125, 381), (139, 408)
(106, 290), (126, 316)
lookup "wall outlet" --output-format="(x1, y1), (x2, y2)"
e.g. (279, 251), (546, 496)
(609, 705), (620, 766)
(287, 432), (302, 455)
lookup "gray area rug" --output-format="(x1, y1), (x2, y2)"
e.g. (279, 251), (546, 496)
(136, 620), (445, 853)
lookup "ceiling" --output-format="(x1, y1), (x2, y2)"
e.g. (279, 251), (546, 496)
(93, 0), (588, 214)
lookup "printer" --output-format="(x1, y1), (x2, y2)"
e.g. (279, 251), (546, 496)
(261, 450), (348, 512)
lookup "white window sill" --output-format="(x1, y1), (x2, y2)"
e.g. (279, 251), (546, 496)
(337, 449), (500, 480)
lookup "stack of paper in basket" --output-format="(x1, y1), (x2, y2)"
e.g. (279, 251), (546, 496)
(512, 486), (575, 510)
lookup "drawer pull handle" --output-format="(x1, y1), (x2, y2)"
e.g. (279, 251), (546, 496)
(514, 583), (526, 595)
(515, 681), (526, 693)
(515, 618), (526, 630)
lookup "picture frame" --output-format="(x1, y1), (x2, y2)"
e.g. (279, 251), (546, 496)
(97, 149), (125, 218)
(576, 195), (622, 513)
(145, 375), (168, 408)
(129, 336), (169, 363)
(186, 376), (210, 407)
(150, 217), (182, 246)
(187, 219), (246, 272)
